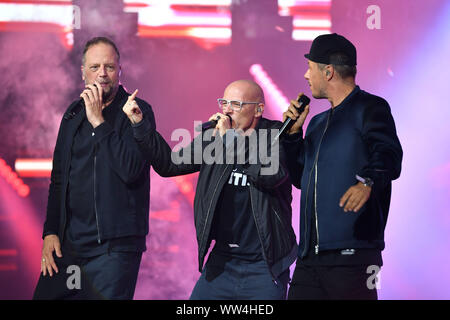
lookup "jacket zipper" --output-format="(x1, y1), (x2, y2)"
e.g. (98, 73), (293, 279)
(199, 164), (230, 259)
(93, 143), (101, 244)
(313, 108), (333, 254)
(302, 108), (333, 256)
(314, 162), (319, 254)
(301, 174), (313, 257)
(61, 153), (72, 245)
(272, 207), (289, 236)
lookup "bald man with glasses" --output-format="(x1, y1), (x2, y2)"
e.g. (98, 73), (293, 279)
(123, 80), (298, 300)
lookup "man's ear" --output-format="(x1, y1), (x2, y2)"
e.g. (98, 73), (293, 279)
(81, 65), (85, 81)
(325, 65), (333, 80)
(256, 103), (264, 117)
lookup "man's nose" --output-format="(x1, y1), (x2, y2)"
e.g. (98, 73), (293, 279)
(304, 70), (309, 80)
(98, 65), (107, 77)
(222, 103), (233, 114)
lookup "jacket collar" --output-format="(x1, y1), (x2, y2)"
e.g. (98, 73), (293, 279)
(333, 85), (361, 111)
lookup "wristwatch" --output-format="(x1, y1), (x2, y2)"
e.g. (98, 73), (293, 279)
(356, 174), (374, 187)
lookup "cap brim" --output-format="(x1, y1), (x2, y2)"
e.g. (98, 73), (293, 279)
(304, 54), (331, 65)
(304, 53), (322, 64)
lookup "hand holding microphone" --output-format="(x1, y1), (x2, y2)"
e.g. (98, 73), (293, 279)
(282, 93), (311, 135)
(206, 113), (232, 137)
(80, 81), (105, 128)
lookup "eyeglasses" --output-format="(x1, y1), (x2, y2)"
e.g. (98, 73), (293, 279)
(217, 99), (260, 112)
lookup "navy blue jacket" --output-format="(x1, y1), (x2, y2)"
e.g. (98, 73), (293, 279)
(283, 86), (402, 258)
(43, 86), (155, 243)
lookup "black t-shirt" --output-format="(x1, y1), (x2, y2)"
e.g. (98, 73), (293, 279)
(211, 165), (263, 261)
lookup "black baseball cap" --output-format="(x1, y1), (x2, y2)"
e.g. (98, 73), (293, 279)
(304, 33), (357, 66)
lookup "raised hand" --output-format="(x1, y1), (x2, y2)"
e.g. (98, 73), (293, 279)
(81, 81), (105, 128)
(282, 93), (310, 135)
(122, 89), (143, 124)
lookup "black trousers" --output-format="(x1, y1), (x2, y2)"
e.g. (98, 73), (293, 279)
(288, 262), (379, 300)
(33, 250), (142, 300)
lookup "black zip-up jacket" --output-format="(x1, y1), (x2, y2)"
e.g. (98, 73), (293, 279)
(43, 86), (155, 243)
(133, 117), (298, 279)
(282, 86), (403, 258)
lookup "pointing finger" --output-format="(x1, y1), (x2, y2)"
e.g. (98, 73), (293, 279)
(128, 89), (138, 102)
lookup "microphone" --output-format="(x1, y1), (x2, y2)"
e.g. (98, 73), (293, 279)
(272, 94), (311, 144)
(64, 98), (85, 120)
(195, 115), (231, 132)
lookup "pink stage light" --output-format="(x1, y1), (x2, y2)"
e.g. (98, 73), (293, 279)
(278, 0), (332, 40)
(171, 174), (197, 206)
(0, 0), (331, 49)
(0, 249), (18, 271)
(126, 0), (331, 44)
(13, 157), (197, 206)
(0, 249), (17, 257)
(124, 0), (232, 48)
(150, 208), (181, 223)
(0, 263), (18, 271)
(249, 64), (290, 119)
(0, 158), (30, 197)
(0, 171), (43, 292)
(0, 0), (77, 49)
(14, 158), (52, 178)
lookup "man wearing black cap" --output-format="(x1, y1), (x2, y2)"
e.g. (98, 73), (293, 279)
(282, 33), (403, 300)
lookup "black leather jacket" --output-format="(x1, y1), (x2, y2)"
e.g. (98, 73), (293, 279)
(133, 117), (297, 279)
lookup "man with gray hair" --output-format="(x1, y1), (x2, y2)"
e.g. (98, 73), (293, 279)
(33, 36), (155, 299)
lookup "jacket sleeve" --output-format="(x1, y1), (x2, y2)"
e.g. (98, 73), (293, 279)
(243, 131), (291, 189)
(358, 98), (403, 188)
(43, 117), (65, 239)
(281, 130), (305, 189)
(92, 100), (153, 184)
(132, 116), (200, 177)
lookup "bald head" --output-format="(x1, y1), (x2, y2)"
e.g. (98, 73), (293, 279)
(221, 79), (265, 132)
(224, 80), (265, 104)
